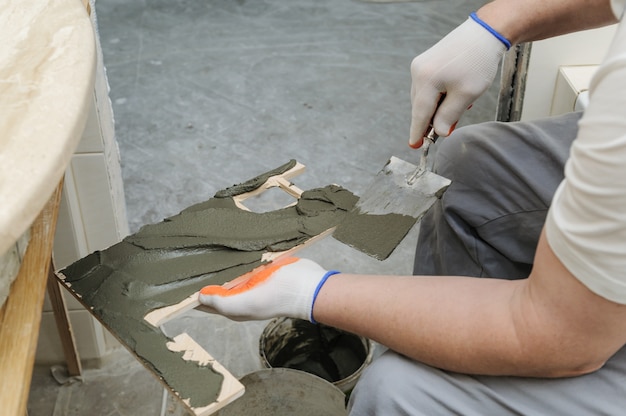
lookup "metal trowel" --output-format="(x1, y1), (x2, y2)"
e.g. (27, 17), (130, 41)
(333, 127), (451, 260)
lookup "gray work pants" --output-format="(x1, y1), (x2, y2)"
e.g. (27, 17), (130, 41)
(348, 112), (626, 415)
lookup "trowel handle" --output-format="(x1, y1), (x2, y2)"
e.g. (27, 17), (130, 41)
(417, 94), (444, 169)
(407, 94), (445, 184)
(407, 123), (441, 185)
(428, 93), (446, 143)
(425, 125), (439, 145)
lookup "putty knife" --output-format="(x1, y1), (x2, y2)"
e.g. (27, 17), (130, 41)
(333, 128), (451, 260)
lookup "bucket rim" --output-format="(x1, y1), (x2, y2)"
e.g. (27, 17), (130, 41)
(258, 317), (375, 388)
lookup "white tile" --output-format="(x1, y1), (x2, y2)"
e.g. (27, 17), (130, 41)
(69, 154), (122, 253)
(75, 96), (104, 153)
(35, 310), (110, 364)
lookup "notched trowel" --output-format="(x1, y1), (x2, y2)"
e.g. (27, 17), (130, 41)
(333, 128), (451, 260)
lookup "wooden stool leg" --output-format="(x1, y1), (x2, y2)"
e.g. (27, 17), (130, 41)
(47, 258), (82, 377)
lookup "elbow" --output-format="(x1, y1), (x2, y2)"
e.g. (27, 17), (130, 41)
(548, 357), (607, 378)
(531, 346), (612, 378)
(510, 334), (615, 378)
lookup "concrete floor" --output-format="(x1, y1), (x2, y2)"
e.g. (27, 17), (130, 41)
(29, 0), (498, 414)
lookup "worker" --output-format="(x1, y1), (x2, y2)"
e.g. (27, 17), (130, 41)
(199, 0), (626, 413)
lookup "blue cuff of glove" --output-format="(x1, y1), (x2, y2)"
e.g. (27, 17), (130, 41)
(310, 270), (341, 324)
(470, 12), (511, 50)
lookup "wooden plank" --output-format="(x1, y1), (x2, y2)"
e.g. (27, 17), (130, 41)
(0, 184), (62, 416)
(166, 334), (245, 416)
(46, 258), (82, 377)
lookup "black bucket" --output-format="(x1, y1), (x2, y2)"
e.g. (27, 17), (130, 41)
(259, 318), (373, 393)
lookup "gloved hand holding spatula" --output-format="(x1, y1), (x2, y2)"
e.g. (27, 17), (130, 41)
(409, 12), (511, 148)
(198, 257), (338, 322)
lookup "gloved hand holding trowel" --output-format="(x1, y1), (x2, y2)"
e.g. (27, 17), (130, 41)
(200, 1), (626, 415)
(333, 10), (511, 261)
(408, 12), (509, 149)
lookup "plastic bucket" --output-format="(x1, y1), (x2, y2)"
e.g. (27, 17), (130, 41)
(259, 317), (373, 393)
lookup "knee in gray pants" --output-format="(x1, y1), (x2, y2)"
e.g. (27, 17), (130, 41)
(414, 114), (581, 279)
(348, 350), (445, 416)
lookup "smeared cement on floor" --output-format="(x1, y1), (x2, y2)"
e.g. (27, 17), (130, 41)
(58, 161), (358, 409)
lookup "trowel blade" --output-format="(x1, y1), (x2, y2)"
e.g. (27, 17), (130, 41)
(333, 156), (451, 260)
(356, 157), (450, 217)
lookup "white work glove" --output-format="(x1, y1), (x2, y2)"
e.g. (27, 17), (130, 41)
(198, 257), (339, 322)
(409, 13), (510, 148)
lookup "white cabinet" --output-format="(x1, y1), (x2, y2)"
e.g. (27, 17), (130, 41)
(550, 65), (597, 115)
(521, 26), (615, 121)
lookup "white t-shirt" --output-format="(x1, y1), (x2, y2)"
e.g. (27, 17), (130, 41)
(545, 1), (626, 304)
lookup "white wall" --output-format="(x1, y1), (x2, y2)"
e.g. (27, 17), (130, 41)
(521, 25), (617, 121)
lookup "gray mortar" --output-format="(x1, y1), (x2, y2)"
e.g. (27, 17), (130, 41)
(59, 163), (358, 409)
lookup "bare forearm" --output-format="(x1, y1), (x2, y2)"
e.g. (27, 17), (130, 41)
(314, 273), (536, 376)
(314, 271), (608, 377)
(478, 0), (617, 45)
(313, 232), (626, 378)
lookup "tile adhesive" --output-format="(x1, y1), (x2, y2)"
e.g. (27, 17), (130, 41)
(58, 160), (406, 409)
